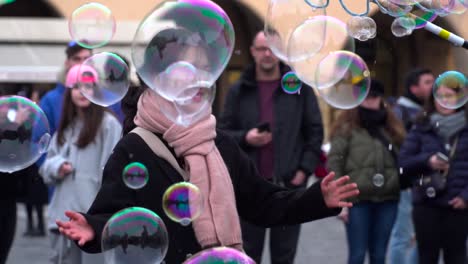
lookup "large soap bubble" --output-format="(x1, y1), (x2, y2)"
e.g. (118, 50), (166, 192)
(76, 52), (130, 107)
(315, 51), (371, 109)
(101, 207), (169, 264)
(264, 0), (326, 63)
(288, 16), (356, 90)
(131, 0), (234, 102)
(68, 2), (116, 49)
(0, 96), (50, 173)
(183, 247), (255, 264)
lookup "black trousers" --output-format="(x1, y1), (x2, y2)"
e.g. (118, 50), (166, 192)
(0, 200), (16, 264)
(241, 219), (301, 264)
(413, 204), (468, 264)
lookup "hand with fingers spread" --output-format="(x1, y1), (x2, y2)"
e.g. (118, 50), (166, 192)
(56, 211), (95, 246)
(320, 172), (359, 208)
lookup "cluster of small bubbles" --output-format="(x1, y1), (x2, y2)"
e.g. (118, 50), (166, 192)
(0, 96), (50, 173)
(183, 247), (255, 264)
(391, 17), (416, 37)
(162, 182), (204, 226)
(346, 16), (377, 41)
(101, 207), (169, 264)
(433, 71), (468, 109)
(375, 0), (413, 17)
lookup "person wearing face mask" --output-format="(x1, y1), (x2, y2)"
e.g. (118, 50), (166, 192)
(399, 82), (468, 264)
(328, 80), (406, 264)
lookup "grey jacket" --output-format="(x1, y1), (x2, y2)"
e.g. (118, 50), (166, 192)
(39, 112), (121, 229)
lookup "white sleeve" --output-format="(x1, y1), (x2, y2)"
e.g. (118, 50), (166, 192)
(39, 134), (68, 185)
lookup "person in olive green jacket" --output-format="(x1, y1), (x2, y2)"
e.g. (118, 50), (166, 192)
(327, 80), (406, 264)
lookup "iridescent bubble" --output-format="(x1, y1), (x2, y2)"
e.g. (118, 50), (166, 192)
(183, 247), (255, 264)
(265, 0), (326, 62)
(408, 4), (438, 29)
(0, 96), (50, 173)
(281, 71), (302, 94)
(314, 51), (371, 109)
(415, 0), (461, 15)
(375, 0), (413, 17)
(440, 0), (467, 14)
(122, 162), (149, 190)
(433, 71), (468, 109)
(131, 0), (234, 102)
(101, 207), (169, 264)
(162, 182), (203, 226)
(73, 52), (130, 107)
(391, 17), (416, 37)
(68, 2), (116, 49)
(388, 0), (424, 5)
(346, 16), (377, 41)
(460, 0), (468, 8)
(288, 16), (355, 90)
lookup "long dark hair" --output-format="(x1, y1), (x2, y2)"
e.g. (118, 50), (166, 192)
(415, 92), (468, 124)
(330, 101), (406, 146)
(57, 88), (107, 148)
(121, 82), (147, 135)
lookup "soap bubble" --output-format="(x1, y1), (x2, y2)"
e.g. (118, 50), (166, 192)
(346, 16), (377, 41)
(265, 0), (326, 62)
(0, 96), (50, 173)
(75, 52), (129, 107)
(281, 71), (302, 94)
(122, 162), (149, 190)
(183, 247), (255, 264)
(391, 17), (416, 37)
(69, 2), (116, 49)
(375, 0), (413, 17)
(289, 16), (355, 90)
(315, 51), (371, 109)
(101, 207), (169, 264)
(132, 0), (234, 102)
(433, 71), (468, 109)
(162, 182), (203, 226)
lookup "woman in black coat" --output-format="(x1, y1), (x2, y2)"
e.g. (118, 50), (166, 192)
(399, 87), (468, 264)
(55, 86), (358, 263)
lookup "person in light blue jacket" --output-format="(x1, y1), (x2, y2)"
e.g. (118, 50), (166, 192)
(40, 64), (122, 264)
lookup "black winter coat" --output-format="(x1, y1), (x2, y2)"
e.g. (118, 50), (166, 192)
(218, 64), (324, 184)
(79, 130), (339, 263)
(399, 121), (468, 207)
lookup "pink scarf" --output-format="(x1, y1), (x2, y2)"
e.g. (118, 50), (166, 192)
(134, 89), (243, 249)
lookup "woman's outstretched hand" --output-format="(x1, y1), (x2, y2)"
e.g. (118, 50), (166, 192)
(321, 172), (359, 208)
(56, 211), (95, 246)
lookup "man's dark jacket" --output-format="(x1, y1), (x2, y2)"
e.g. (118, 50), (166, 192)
(218, 63), (324, 185)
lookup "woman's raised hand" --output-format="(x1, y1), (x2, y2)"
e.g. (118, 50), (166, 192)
(321, 172), (359, 208)
(56, 211), (95, 246)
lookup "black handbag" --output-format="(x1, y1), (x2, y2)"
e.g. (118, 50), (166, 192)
(416, 136), (459, 198)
